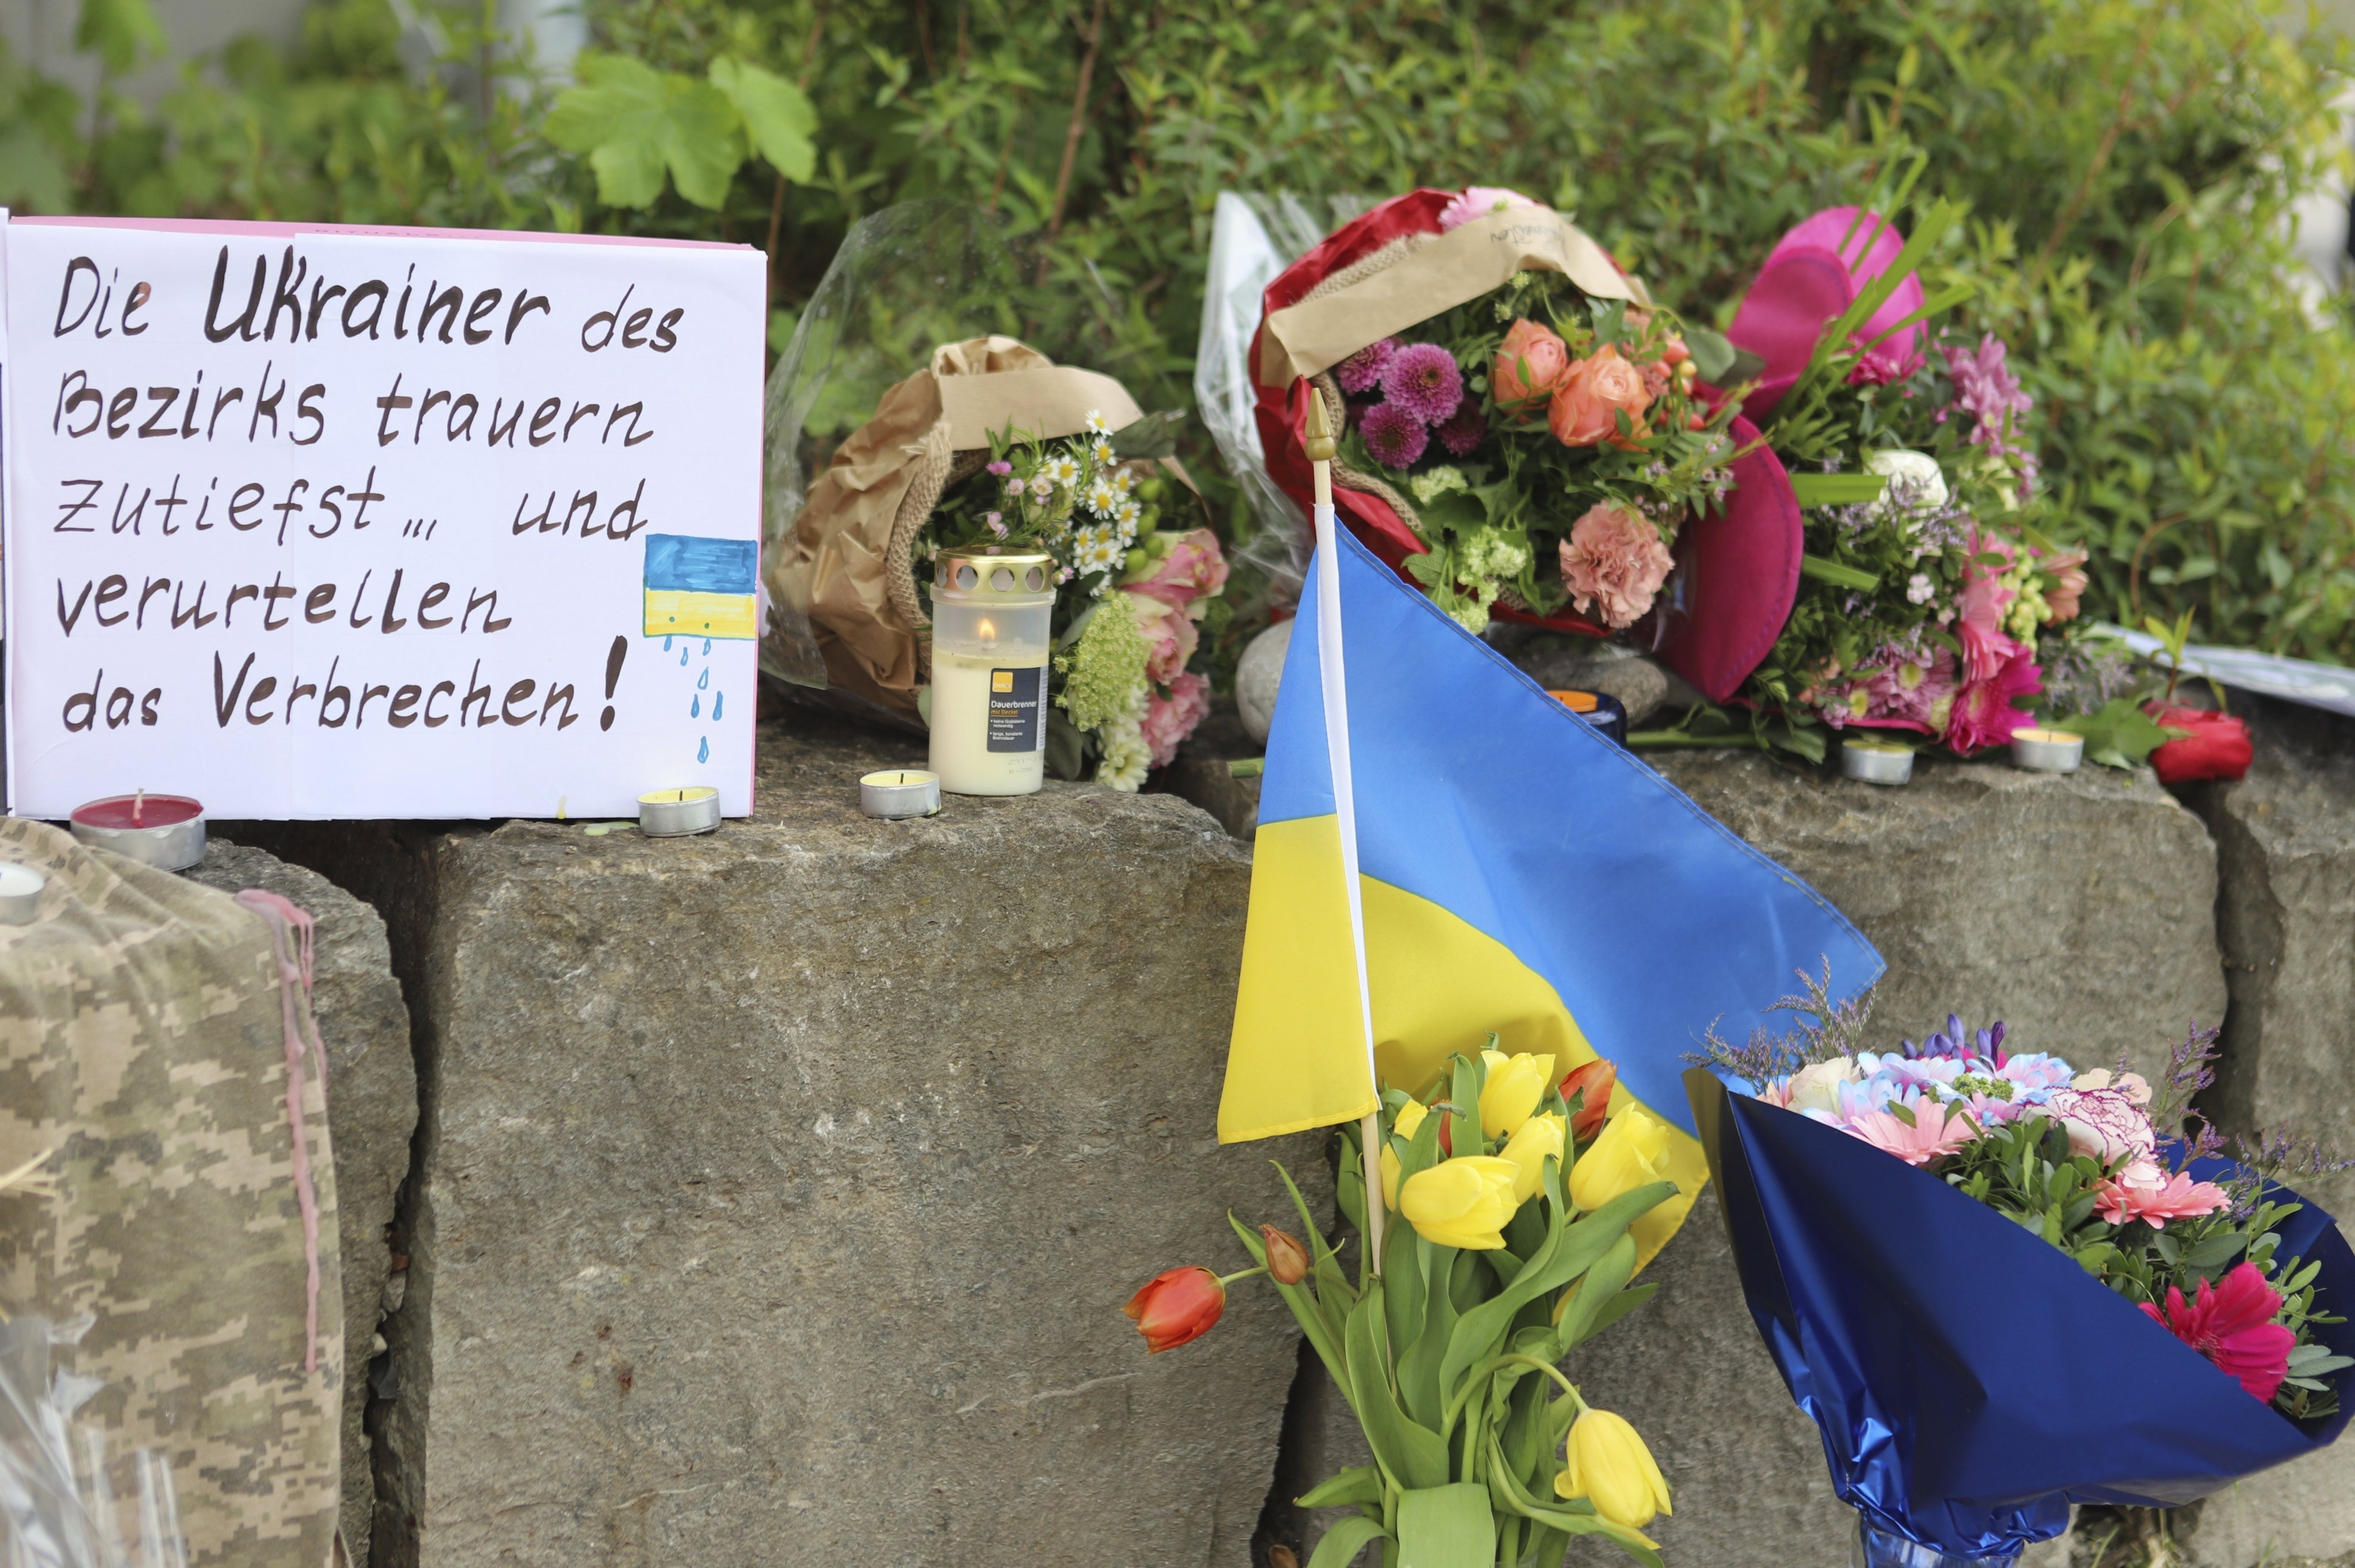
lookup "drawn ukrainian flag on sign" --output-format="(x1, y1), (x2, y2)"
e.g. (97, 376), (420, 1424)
(1218, 526), (1883, 1263)
(644, 534), (760, 640)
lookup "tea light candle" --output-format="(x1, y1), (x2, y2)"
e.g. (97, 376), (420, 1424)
(860, 769), (942, 820)
(1549, 689), (1629, 746)
(70, 792), (206, 871)
(638, 786), (721, 837)
(1840, 738), (1914, 787)
(0, 864), (45, 926)
(2010, 727), (2084, 774)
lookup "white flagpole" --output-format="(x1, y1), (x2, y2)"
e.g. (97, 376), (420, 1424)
(1303, 388), (1385, 1278)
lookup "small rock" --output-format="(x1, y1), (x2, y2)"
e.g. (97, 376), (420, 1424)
(381, 1269), (407, 1315)
(1236, 619), (1294, 743)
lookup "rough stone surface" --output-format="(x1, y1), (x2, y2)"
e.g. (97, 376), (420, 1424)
(1651, 749), (2229, 1076)
(187, 838), (416, 1567)
(366, 714), (1317, 1568)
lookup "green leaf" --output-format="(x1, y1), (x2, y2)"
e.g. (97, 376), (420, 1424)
(1397, 1239), (1463, 1429)
(1798, 553), (1882, 591)
(2054, 699), (2174, 769)
(0, 124), (72, 213)
(1552, 1233), (1637, 1349)
(1106, 411), (1185, 461)
(1307, 1515), (1392, 1568)
(547, 55), (748, 210)
(1682, 325), (1740, 385)
(1787, 472), (1889, 508)
(709, 57), (818, 182)
(75, 0), (167, 74)
(1397, 1482), (1496, 1568)
(1347, 1285), (1452, 1490)
(1298, 1466), (1385, 1509)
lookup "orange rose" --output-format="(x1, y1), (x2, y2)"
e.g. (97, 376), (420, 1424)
(1493, 318), (1571, 417)
(1549, 346), (1653, 449)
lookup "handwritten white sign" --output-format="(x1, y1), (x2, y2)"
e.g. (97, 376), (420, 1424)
(2, 216), (765, 819)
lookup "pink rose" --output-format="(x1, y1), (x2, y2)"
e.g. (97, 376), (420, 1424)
(1125, 527), (1229, 610)
(1139, 672), (1212, 768)
(1548, 346), (1652, 450)
(1126, 592), (1199, 685)
(1438, 186), (1540, 232)
(1492, 319), (1571, 416)
(2042, 1086), (2157, 1168)
(1557, 503), (1674, 630)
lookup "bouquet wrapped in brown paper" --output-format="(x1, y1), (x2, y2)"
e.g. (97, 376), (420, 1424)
(762, 209), (1225, 787)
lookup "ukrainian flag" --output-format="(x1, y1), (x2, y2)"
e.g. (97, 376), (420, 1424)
(644, 534), (760, 640)
(1219, 523), (1882, 1261)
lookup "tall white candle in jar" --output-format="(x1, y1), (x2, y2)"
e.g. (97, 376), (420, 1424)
(927, 551), (1055, 796)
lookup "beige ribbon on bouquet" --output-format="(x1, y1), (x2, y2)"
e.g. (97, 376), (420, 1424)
(1255, 205), (1652, 387)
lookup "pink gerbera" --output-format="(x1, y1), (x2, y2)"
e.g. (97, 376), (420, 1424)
(2097, 1169), (2230, 1229)
(1944, 641), (2042, 754)
(1838, 1099), (1979, 1166)
(1380, 343), (1465, 425)
(2140, 1263), (2295, 1402)
(1360, 402), (1429, 468)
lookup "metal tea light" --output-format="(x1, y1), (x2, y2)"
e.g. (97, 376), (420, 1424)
(859, 770), (942, 820)
(928, 550), (1054, 797)
(2009, 726), (2084, 774)
(638, 787), (721, 837)
(0, 864), (45, 925)
(1839, 737), (1915, 787)
(69, 791), (206, 871)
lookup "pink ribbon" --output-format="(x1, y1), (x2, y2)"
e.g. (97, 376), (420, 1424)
(235, 889), (330, 1376)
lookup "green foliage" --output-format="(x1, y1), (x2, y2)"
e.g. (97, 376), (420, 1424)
(7, 0), (2355, 663)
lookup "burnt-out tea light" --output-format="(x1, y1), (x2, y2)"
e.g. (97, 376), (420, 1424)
(860, 769), (942, 820)
(638, 786), (721, 837)
(70, 792), (206, 871)
(2009, 727), (2085, 775)
(0, 864), (45, 925)
(1839, 738), (1914, 787)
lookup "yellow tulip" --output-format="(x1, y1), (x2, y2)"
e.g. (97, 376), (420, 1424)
(1554, 1408), (1671, 1531)
(1380, 1100), (1431, 1209)
(1499, 1111), (1565, 1204)
(1568, 1105), (1671, 1213)
(1478, 1049), (1557, 1138)
(1397, 1156), (1519, 1249)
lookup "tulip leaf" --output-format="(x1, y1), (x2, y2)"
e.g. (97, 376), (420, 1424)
(1564, 1282), (1659, 1352)
(1228, 1212), (1350, 1397)
(1306, 1515), (1392, 1568)
(1437, 1182), (1675, 1411)
(1297, 1466), (1384, 1509)
(1552, 1234), (1638, 1350)
(1347, 1285), (1452, 1491)
(1397, 1238), (1462, 1429)
(1397, 1482), (1496, 1568)
(1384, 1218), (1426, 1365)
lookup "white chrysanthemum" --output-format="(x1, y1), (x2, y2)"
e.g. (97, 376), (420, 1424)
(1111, 467), (1136, 495)
(1046, 455), (1082, 488)
(1085, 477), (1119, 515)
(1865, 449), (1950, 523)
(1095, 689), (1152, 791)
(1085, 409), (1111, 435)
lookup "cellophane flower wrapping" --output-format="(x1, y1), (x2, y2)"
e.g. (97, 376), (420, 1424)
(0, 1314), (189, 1568)
(1683, 1065), (2355, 1561)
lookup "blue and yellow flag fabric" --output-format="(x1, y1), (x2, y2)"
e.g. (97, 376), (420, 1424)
(1219, 525), (1883, 1256)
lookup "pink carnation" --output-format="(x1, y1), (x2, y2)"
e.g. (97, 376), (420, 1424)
(1438, 186), (1540, 232)
(1140, 672), (1212, 768)
(1125, 527), (1229, 611)
(2042, 1086), (2157, 1168)
(1126, 592), (1199, 686)
(1557, 503), (1674, 630)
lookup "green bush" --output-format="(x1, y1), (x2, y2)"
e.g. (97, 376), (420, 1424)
(5, 0), (2353, 661)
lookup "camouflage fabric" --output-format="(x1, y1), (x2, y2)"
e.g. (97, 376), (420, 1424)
(0, 818), (342, 1568)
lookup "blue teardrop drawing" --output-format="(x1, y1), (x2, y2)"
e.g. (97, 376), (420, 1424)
(696, 668), (710, 690)
(713, 692), (724, 720)
(703, 639), (713, 655)
(690, 695), (701, 718)
(679, 647), (689, 666)
(696, 737), (710, 764)
(663, 635), (673, 652)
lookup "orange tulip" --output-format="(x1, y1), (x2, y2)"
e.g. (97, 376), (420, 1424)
(1124, 1267), (1226, 1353)
(1563, 1059), (1618, 1143)
(1261, 1226), (1311, 1286)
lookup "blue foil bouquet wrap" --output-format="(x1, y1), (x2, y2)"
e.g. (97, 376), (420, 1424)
(1683, 1066), (2355, 1567)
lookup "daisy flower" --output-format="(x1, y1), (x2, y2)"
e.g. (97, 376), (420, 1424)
(1092, 438), (1116, 465)
(1085, 478), (1119, 516)
(1112, 467), (1136, 495)
(1086, 409), (1111, 435)
(1045, 455), (1081, 488)
(1115, 498), (1142, 530)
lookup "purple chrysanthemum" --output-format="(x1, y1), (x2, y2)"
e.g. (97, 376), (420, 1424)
(1360, 402), (1429, 468)
(1337, 338), (1400, 395)
(1379, 342), (1464, 425)
(1435, 403), (1486, 457)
